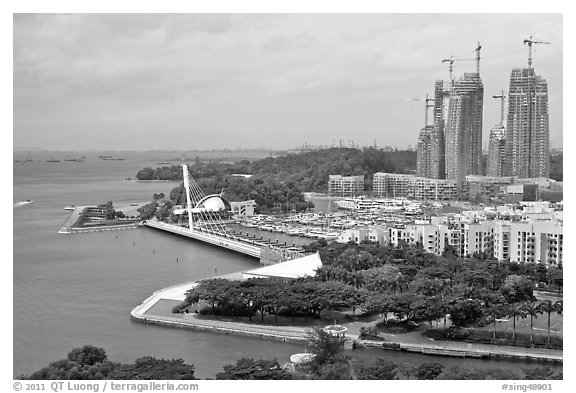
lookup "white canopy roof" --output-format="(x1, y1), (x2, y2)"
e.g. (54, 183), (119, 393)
(242, 252), (322, 280)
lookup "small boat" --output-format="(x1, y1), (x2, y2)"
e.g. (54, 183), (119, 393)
(14, 199), (33, 207)
(64, 205), (75, 211)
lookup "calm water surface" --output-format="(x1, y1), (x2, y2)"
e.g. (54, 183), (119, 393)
(13, 153), (561, 378)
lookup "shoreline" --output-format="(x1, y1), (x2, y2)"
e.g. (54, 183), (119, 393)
(131, 280), (563, 364)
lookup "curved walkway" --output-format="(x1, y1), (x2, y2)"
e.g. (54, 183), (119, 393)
(131, 281), (562, 363)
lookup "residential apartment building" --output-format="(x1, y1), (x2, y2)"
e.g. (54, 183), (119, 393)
(444, 73), (484, 186)
(416, 125), (435, 178)
(486, 125), (506, 177)
(463, 175), (514, 201)
(328, 175), (364, 196)
(373, 172), (458, 201)
(504, 67), (550, 178)
(336, 216), (562, 266)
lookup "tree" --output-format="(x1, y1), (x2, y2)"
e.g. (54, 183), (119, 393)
(508, 303), (526, 341)
(355, 358), (397, 380)
(523, 367), (563, 380)
(307, 327), (343, 366)
(538, 300), (562, 344)
(317, 357), (351, 380)
(389, 293), (419, 322)
(21, 346), (196, 380)
(67, 345), (108, 366)
(411, 297), (446, 327)
(215, 358), (291, 380)
(415, 362), (444, 380)
(110, 357), (196, 380)
(360, 265), (401, 292)
(185, 279), (234, 315)
(501, 275), (535, 303)
(522, 302), (543, 344)
(482, 293), (508, 339)
(362, 294), (393, 324)
(137, 201), (158, 220)
(437, 366), (520, 380)
(547, 266), (563, 294)
(449, 299), (483, 327)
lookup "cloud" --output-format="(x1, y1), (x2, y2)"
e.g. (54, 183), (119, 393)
(13, 14), (563, 150)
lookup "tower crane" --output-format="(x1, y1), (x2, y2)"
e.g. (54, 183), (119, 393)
(474, 42), (482, 74)
(523, 36), (550, 68)
(493, 90), (506, 126)
(424, 94), (434, 127)
(441, 56), (475, 83)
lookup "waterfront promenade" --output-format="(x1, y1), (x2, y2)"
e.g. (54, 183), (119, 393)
(132, 280), (563, 363)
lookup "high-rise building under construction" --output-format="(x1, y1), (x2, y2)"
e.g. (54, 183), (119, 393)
(444, 72), (484, 186)
(417, 126), (434, 178)
(417, 80), (449, 179)
(431, 80), (449, 179)
(417, 94), (437, 178)
(504, 68), (550, 178)
(487, 91), (507, 177)
(486, 126), (506, 177)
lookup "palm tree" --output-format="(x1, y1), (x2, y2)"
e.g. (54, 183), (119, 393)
(555, 300), (563, 316)
(538, 300), (558, 344)
(522, 302), (543, 344)
(487, 305), (500, 340)
(508, 303), (526, 341)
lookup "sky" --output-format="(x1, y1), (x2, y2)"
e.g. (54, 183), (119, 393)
(13, 13), (563, 151)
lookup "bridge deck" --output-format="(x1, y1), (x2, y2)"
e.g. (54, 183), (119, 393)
(144, 219), (263, 258)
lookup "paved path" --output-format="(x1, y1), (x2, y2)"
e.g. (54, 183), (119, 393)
(131, 281), (562, 362)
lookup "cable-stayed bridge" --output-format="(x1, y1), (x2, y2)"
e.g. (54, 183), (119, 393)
(144, 164), (306, 265)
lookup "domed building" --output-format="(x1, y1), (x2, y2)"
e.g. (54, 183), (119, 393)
(191, 194), (231, 213)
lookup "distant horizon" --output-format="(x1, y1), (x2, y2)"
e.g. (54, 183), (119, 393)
(13, 144), (564, 153)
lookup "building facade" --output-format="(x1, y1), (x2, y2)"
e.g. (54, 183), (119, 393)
(328, 175), (364, 196)
(416, 125), (435, 178)
(486, 125), (506, 177)
(444, 73), (484, 186)
(504, 68), (550, 178)
(337, 217), (563, 266)
(373, 172), (458, 200)
(463, 175), (514, 201)
(431, 80), (449, 179)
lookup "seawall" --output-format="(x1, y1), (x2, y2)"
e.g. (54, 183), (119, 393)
(132, 282), (562, 364)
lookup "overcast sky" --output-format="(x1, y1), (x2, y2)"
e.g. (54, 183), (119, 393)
(13, 13), (563, 151)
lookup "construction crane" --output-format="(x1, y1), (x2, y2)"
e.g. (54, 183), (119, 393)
(523, 36), (550, 68)
(441, 56), (475, 82)
(492, 90), (506, 126)
(424, 94), (434, 127)
(474, 42), (482, 74)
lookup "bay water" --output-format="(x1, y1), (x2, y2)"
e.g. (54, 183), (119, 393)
(12, 152), (560, 378)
